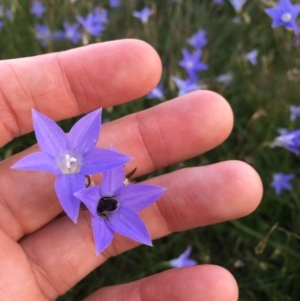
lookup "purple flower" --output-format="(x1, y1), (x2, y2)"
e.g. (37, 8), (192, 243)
(94, 7), (109, 25)
(63, 22), (82, 44)
(6, 9), (13, 20)
(169, 247), (197, 268)
(30, 1), (46, 18)
(290, 105), (300, 121)
(213, 0), (225, 4)
(76, 13), (105, 37)
(270, 128), (300, 154)
(132, 7), (154, 24)
(12, 109), (131, 223)
(271, 172), (295, 195)
(0, 20), (4, 31)
(265, 0), (300, 30)
(187, 29), (208, 49)
(230, 0), (247, 12)
(179, 48), (208, 80)
(34, 24), (52, 47)
(216, 72), (233, 85)
(146, 83), (164, 100)
(109, 0), (122, 8)
(246, 49), (258, 65)
(74, 165), (165, 254)
(172, 76), (201, 96)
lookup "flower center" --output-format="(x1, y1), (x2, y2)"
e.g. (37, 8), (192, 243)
(56, 152), (82, 174)
(281, 12), (292, 23)
(186, 60), (194, 69)
(97, 196), (119, 218)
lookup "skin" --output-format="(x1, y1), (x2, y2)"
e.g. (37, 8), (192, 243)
(0, 39), (263, 301)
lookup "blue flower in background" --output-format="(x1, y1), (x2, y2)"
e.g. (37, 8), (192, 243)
(94, 7), (109, 25)
(74, 165), (165, 254)
(0, 20), (4, 31)
(34, 24), (52, 47)
(213, 0), (225, 4)
(246, 49), (258, 65)
(146, 83), (165, 101)
(30, 1), (46, 18)
(271, 172), (295, 195)
(216, 72), (233, 85)
(265, 0), (300, 30)
(179, 48), (208, 81)
(230, 0), (247, 12)
(172, 76), (201, 96)
(187, 29), (208, 50)
(109, 0), (122, 8)
(12, 109), (131, 223)
(77, 13), (105, 37)
(132, 7), (154, 24)
(63, 22), (82, 44)
(169, 246), (197, 268)
(290, 105), (300, 121)
(270, 128), (300, 154)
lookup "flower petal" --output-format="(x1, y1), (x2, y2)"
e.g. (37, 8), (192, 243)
(32, 110), (69, 157)
(119, 184), (166, 212)
(11, 151), (60, 174)
(107, 207), (152, 246)
(91, 216), (114, 255)
(101, 166), (125, 196)
(81, 148), (132, 175)
(55, 174), (85, 223)
(74, 185), (100, 216)
(179, 246), (192, 260)
(68, 109), (102, 154)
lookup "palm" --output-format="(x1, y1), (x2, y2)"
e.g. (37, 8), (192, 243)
(0, 40), (262, 301)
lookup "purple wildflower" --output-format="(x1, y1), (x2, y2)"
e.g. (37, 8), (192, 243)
(12, 109), (131, 223)
(169, 247), (197, 268)
(0, 20), (4, 30)
(30, 1), (46, 18)
(187, 29), (208, 49)
(63, 22), (82, 44)
(230, 0), (247, 12)
(270, 128), (300, 154)
(146, 83), (164, 100)
(76, 13), (105, 37)
(109, 0), (122, 8)
(172, 76), (201, 96)
(265, 0), (300, 30)
(74, 165), (165, 254)
(34, 24), (52, 47)
(132, 7), (154, 24)
(271, 172), (295, 195)
(6, 9), (13, 20)
(290, 105), (300, 121)
(179, 48), (208, 81)
(94, 7), (109, 25)
(213, 0), (225, 4)
(216, 72), (233, 85)
(246, 49), (258, 65)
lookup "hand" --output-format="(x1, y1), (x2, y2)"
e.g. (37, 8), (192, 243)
(0, 40), (262, 301)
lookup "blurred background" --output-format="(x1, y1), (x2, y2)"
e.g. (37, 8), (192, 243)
(1, 0), (300, 300)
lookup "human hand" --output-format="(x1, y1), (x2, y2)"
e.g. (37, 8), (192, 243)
(0, 39), (262, 301)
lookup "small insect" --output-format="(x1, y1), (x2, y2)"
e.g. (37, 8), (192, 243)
(97, 196), (119, 220)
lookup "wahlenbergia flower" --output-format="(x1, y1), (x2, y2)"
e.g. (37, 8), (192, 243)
(216, 72), (233, 85)
(74, 165), (166, 254)
(270, 128), (300, 154)
(271, 172), (295, 195)
(246, 49), (258, 65)
(34, 24), (52, 47)
(76, 13), (105, 37)
(0, 20), (4, 31)
(172, 76), (201, 96)
(30, 1), (46, 18)
(265, 0), (300, 30)
(146, 83), (165, 100)
(290, 105), (300, 121)
(12, 109), (131, 223)
(94, 7), (109, 25)
(132, 7), (154, 24)
(109, 0), (122, 8)
(187, 29), (208, 50)
(169, 246), (197, 268)
(63, 22), (82, 44)
(213, 0), (225, 4)
(230, 0), (247, 13)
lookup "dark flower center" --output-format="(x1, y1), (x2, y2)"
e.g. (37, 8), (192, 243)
(97, 196), (119, 218)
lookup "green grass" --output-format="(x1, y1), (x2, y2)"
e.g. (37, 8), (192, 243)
(2, 0), (300, 300)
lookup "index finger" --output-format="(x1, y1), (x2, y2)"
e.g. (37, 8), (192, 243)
(0, 39), (161, 146)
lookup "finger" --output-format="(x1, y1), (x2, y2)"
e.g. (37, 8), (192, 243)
(2, 91), (233, 240)
(20, 160), (262, 299)
(83, 265), (238, 301)
(0, 39), (161, 146)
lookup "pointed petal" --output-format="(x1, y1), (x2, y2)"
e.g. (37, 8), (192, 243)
(32, 110), (69, 157)
(91, 216), (114, 255)
(108, 207), (152, 246)
(55, 174), (85, 223)
(11, 152), (60, 174)
(101, 166), (125, 196)
(74, 185), (100, 216)
(179, 246), (192, 260)
(81, 148), (132, 174)
(68, 109), (102, 154)
(119, 184), (166, 212)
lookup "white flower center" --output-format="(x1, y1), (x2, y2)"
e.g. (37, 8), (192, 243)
(56, 152), (82, 174)
(281, 12), (292, 23)
(186, 61), (194, 69)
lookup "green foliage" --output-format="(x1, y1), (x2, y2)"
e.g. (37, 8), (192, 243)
(2, 0), (300, 300)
